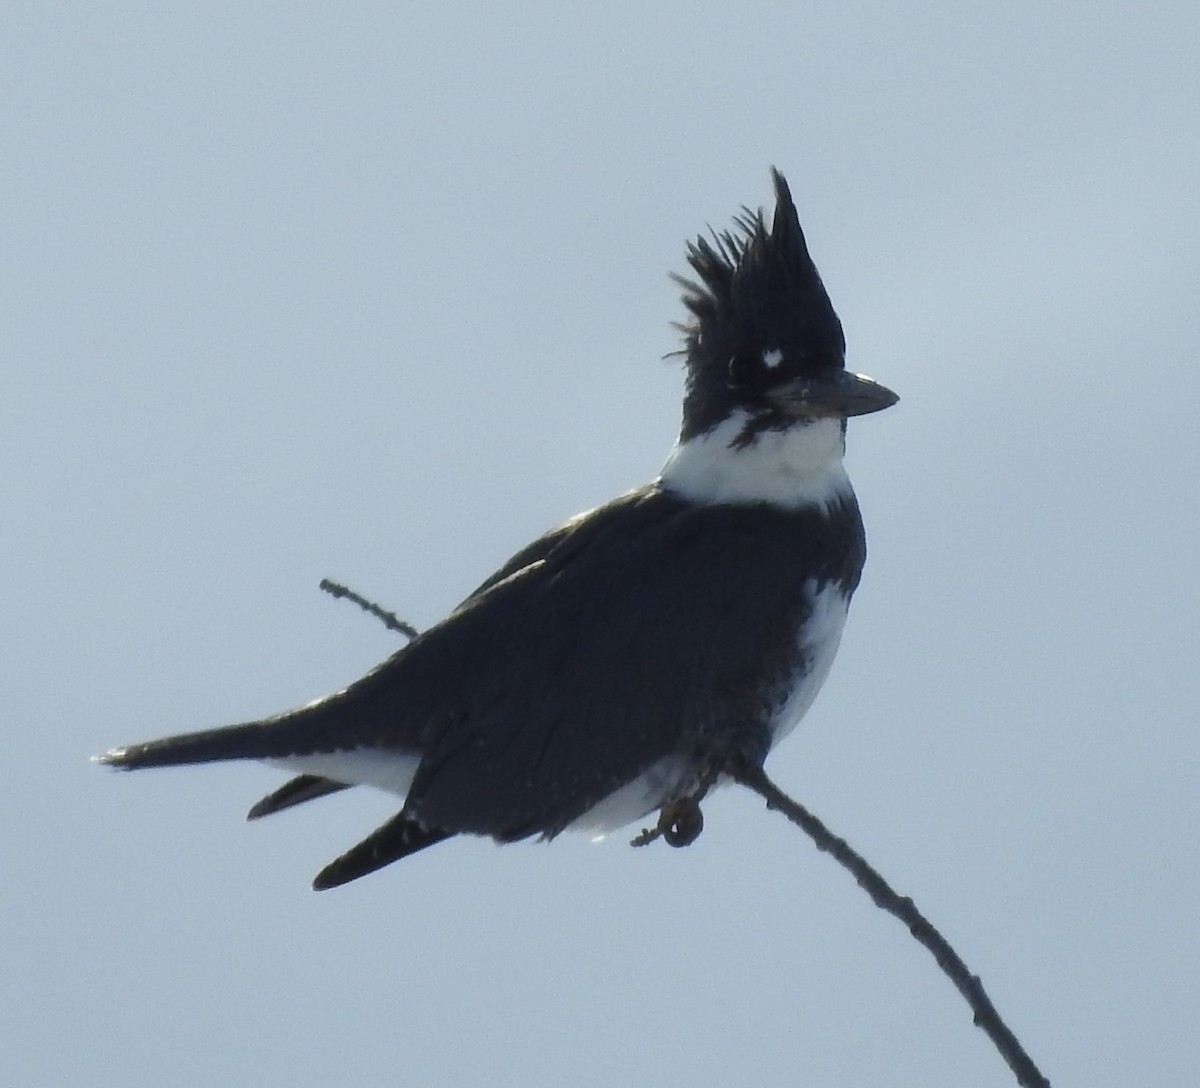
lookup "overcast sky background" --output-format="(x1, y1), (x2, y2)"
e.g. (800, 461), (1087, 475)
(4, 5), (1198, 1086)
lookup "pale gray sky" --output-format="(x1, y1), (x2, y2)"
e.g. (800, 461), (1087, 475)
(4, 5), (1198, 1086)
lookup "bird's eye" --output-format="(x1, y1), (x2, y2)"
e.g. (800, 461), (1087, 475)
(726, 352), (757, 389)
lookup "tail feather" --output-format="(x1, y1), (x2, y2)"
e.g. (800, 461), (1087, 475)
(97, 717), (295, 769)
(313, 814), (452, 890)
(246, 775), (351, 820)
(94, 685), (400, 770)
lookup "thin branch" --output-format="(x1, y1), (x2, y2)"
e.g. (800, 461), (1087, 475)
(322, 579), (1050, 1086)
(728, 761), (1051, 1088)
(318, 578), (420, 640)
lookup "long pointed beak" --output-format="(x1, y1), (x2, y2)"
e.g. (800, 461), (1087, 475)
(768, 370), (899, 419)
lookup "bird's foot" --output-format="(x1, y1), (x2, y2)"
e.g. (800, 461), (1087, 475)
(630, 795), (705, 848)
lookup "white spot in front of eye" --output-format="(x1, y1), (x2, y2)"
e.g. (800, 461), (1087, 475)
(762, 348), (784, 369)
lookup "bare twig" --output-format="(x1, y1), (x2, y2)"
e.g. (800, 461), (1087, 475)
(727, 760), (1051, 1088)
(318, 578), (420, 640)
(324, 580), (1050, 1086)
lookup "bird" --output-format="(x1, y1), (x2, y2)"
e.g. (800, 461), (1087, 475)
(96, 169), (898, 890)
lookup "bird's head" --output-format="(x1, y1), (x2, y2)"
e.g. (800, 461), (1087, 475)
(673, 169), (897, 445)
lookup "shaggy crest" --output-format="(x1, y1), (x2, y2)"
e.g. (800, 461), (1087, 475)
(671, 170), (848, 438)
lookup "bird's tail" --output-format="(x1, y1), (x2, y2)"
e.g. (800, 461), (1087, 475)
(95, 689), (377, 771)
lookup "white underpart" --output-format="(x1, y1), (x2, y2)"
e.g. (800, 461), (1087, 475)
(761, 347), (784, 369)
(567, 755), (692, 837)
(767, 579), (850, 745)
(265, 750), (420, 797)
(658, 412), (851, 510)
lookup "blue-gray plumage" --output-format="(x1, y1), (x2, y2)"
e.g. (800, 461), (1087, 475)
(97, 169), (897, 889)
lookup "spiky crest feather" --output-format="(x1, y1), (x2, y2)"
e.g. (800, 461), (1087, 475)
(670, 169), (847, 440)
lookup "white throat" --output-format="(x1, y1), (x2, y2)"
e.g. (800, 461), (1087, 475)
(658, 411), (852, 510)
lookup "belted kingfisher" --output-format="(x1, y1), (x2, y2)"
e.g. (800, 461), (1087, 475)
(97, 169), (898, 889)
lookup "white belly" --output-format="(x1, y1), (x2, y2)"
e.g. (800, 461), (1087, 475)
(768, 579), (851, 746)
